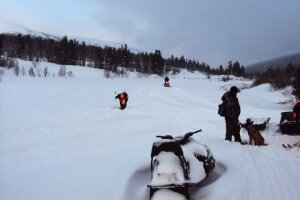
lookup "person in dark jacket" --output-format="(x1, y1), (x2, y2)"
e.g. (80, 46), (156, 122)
(221, 86), (242, 143)
(115, 92), (128, 110)
(293, 100), (300, 123)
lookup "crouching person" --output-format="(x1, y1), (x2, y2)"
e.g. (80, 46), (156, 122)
(115, 91), (128, 110)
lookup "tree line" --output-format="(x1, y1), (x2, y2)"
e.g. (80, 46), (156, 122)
(1, 33), (299, 98)
(252, 63), (300, 99)
(0, 33), (246, 77)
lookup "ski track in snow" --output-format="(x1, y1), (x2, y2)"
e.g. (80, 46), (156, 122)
(235, 147), (300, 200)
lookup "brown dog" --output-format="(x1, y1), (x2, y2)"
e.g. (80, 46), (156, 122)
(241, 119), (267, 146)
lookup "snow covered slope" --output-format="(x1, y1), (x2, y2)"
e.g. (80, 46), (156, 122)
(0, 60), (299, 200)
(0, 19), (60, 40)
(0, 19), (141, 52)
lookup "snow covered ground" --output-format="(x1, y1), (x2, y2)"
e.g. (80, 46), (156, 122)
(0, 60), (299, 200)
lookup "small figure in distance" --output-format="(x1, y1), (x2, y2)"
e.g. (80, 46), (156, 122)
(115, 91), (128, 110)
(164, 76), (170, 87)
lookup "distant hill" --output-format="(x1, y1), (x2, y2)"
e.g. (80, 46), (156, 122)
(0, 20), (141, 53)
(245, 52), (300, 74)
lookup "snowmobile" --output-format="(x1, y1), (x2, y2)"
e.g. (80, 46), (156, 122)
(163, 76), (170, 87)
(148, 129), (215, 200)
(279, 111), (300, 135)
(163, 82), (170, 87)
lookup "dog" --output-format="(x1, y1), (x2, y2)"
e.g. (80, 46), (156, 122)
(241, 118), (267, 146)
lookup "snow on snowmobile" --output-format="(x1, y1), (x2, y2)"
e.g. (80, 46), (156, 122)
(148, 129), (215, 200)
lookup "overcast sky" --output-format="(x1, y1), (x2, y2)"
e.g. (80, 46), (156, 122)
(1, 0), (300, 67)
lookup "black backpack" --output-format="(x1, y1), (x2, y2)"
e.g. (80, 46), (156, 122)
(218, 102), (225, 117)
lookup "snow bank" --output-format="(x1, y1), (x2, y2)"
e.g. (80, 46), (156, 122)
(1, 59), (299, 200)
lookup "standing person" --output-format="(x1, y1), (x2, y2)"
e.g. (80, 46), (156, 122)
(293, 100), (300, 123)
(221, 86), (243, 143)
(115, 91), (128, 110)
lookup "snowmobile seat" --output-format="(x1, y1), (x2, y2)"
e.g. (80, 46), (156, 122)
(279, 112), (300, 135)
(280, 122), (300, 135)
(151, 140), (184, 159)
(280, 112), (294, 124)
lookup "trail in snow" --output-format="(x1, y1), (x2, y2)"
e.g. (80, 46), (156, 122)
(1, 62), (300, 200)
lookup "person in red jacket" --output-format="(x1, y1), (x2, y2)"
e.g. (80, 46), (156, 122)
(115, 92), (128, 110)
(293, 100), (300, 123)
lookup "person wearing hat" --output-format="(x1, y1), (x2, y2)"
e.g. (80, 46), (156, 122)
(221, 86), (243, 143)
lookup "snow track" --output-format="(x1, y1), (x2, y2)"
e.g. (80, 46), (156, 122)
(0, 67), (299, 200)
(236, 147), (300, 200)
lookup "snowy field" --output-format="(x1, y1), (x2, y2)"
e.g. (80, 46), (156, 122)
(0, 60), (300, 200)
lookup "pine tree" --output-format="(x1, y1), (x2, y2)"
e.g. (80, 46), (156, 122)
(0, 34), (3, 54)
(57, 36), (69, 65)
(219, 65), (224, 75)
(232, 61), (240, 76)
(227, 60), (233, 75)
(79, 41), (86, 66)
(151, 50), (164, 75)
(24, 35), (33, 61)
(16, 34), (25, 58)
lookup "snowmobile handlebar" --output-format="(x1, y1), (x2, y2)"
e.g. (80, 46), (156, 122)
(156, 129), (202, 144)
(177, 129), (202, 144)
(156, 135), (174, 140)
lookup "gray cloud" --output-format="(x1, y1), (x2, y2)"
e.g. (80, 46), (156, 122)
(89, 0), (300, 66)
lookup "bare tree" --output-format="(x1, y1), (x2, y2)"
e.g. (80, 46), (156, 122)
(28, 67), (35, 77)
(221, 75), (231, 82)
(32, 57), (38, 68)
(21, 67), (26, 76)
(67, 70), (74, 77)
(7, 58), (18, 69)
(43, 67), (48, 77)
(36, 68), (42, 77)
(104, 69), (111, 78)
(58, 65), (67, 77)
(0, 68), (4, 81)
(206, 73), (211, 79)
(13, 62), (20, 76)
(1, 52), (8, 67)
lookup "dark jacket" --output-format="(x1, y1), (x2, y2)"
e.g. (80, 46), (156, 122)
(164, 76), (169, 82)
(221, 91), (240, 119)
